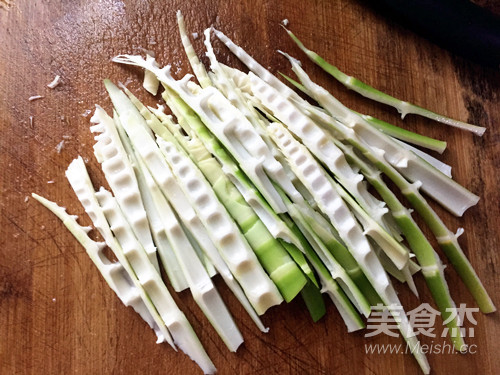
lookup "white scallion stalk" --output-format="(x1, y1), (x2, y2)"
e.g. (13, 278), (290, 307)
(65, 156), (172, 345)
(158, 137), (284, 315)
(31, 193), (168, 344)
(90, 105), (159, 272)
(96, 188), (215, 374)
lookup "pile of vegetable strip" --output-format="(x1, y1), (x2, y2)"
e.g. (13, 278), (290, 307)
(33, 11), (495, 375)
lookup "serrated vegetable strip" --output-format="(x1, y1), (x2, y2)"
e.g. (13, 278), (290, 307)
(158, 84), (318, 262)
(214, 29), (305, 104)
(279, 72), (447, 154)
(96, 188), (215, 373)
(90, 106), (159, 273)
(143, 54), (160, 95)
(112, 54), (301, 214)
(286, 57), (479, 218)
(132, 150), (244, 352)
(65, 156), (173, 345)
(146, 105), (307, 303)
(114, 112), (189, 292)
(333, 139), (466, 348)
(158, 138), (284, 314)
(247, 72), (396, 236)
(120, 104), (251, 344)
(31, 193), (169, 344)
(284, 28), (486, 136)
(113, 92), (217, 280)
(289, 60), (495, 314)
(267, 122), (429, 373)
(177, 10), (212, 89)
(266, 121), (402, 301)
(105, 81), (268, 330)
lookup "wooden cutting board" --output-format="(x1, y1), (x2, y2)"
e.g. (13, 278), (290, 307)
(1, 1), (499, 374)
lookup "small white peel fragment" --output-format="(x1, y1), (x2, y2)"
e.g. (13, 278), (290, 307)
(24, 196), (29, 203)
(55, 140), (65, 153)
(192, 32), (199, 40)
(47, 75), (61, 89)
(81, 109), (92, 117)
(281, 19), (289, 26)
(29, 95), (44, 102)
(47, 180), (55, 184)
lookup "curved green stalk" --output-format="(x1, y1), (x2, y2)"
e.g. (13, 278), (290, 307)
(284, 27), (486, 136)
(279, 72), (447, 153)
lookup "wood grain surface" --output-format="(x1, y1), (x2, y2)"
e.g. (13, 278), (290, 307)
(1, 1), (499, 374)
